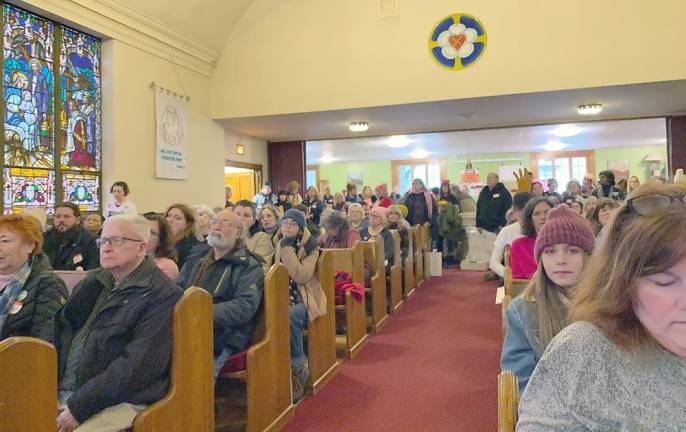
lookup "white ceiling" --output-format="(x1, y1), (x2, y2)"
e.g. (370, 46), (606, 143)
(221, 80), (686, 142)
(306, 118), (667, 163)
(109, 0), (254, 52)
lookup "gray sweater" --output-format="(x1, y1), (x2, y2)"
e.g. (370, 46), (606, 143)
(517, 321), (686, 431)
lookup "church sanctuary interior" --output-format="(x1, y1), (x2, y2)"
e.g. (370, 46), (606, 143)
(2, 1), (686, 432)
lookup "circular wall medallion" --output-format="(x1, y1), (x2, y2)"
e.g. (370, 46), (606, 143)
(428, 13), (487, 71)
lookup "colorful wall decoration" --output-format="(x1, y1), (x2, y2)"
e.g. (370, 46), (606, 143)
(428, 13), (487, 71)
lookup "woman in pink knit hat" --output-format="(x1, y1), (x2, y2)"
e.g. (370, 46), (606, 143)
(359, 205), (393, 265)
(500, 204), (595, 393)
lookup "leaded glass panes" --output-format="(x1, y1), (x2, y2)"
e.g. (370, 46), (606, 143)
(59, 27), (100, 171)
(62, 172), (99, 211)
(1, 3), (101, 214)
(3, 5), (55, 168)
(3, 167), (55, 214)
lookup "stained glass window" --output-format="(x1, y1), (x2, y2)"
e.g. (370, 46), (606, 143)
(3, 167), (55, 214)
(62, 172), (99, 211)
(1, 4), (101, 215)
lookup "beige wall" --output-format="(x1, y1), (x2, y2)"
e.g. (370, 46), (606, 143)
(211, 0), (686, 119)
(224, 128), (269, 174)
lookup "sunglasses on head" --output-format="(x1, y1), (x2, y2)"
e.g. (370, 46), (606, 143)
(627, 193), (686, 216)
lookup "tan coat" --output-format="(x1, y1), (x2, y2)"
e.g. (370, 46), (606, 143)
(246, 230), (274, 274)
(274, 228), (326, 321)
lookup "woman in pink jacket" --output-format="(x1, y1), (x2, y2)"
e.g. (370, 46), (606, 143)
(509, 197), (555, 279)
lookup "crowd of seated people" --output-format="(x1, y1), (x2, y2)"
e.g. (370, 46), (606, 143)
(1, 170), (684, 431)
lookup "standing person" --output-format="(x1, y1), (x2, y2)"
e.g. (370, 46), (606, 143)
(193, 204), (215, 239)
(318, 209), (360, 249)
(593, 170), (625, 200)
(501, 204), (594, 392)
(103, 181), (137, 218)
(405, 178), (438, 227)
(439, 180), (458, 204)
(374, 184), (393, 208)
(560, 179), (583, 206)
(54, 215), (183, 432)
(165, 204), (200, 269)
(332, 192), (346, 211)
(509, 197), (555, 279)
(253, 182), (277, 210)
(303, 186), (324, 225)
(224, 186), (233, 208)
(627, 175), (641, 197)
(580, 174), (596, 198)
(43, 203), (100, 271)
(286, 181), (303, 207)
(544, 178), (561, 203)
(276, 190), (292, 214)
(488, 192), (532, 279)
(345, 183), (362, 204)
(321, 185), (334, 207)
(142, 212), (179, 280)
(518, 183), (686, 431)
(234, 200), (274, 273)
(476, 173), (513, 233)
(360, 186), (376, 207)
(274, 209), (326, 402)
(0, 214), (68, 341)
(176, 210), (265, 379)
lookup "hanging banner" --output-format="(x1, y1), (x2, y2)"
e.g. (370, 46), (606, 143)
(155, 90), (187, 179)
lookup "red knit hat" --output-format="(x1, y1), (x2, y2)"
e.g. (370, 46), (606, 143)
(534, 204), (595, 260)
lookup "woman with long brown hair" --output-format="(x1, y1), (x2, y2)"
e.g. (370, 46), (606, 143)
(500, 204), (595, 392)
(143, 212), (179, 279)
(165, 203), (201, 269)
(518, 183), (686, 431)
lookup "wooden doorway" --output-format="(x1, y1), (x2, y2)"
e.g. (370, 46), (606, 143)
(225, 160), (263, 202)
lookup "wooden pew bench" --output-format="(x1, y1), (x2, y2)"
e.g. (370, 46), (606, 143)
(401, 227), (416, 300)
(504, 266), (529, 298)
(55, 270), (88, 295)
(216, 264), (293, 432)
(421, 223), (432, 282)
(498, 370), (520, 432)
(387, 230), (404, 313)
(0, 337), (56, 432)
(411, 226), (425, 287)
(362, 237), (389, 333)
(326, 243), (368, 359)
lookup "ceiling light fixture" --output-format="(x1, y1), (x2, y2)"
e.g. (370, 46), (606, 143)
(320, 155), (334, 164)
(552, 124), (581, 137)
(349, 122), (369, 132)
(543, 141), (567, 151)
(577, 103), (603, 115)
(387, 135), (411, 148)
(410, 149), (429, 159)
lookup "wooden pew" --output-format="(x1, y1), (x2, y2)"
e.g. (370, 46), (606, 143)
(402, 227), (416, 299)
(421, 223), (432, 281)
(362, 237), (389, 333)
(217, 264), (293, 432)
(497, 370), (520, 432)
(55, 270), (88, 295)
(133, 287), (214, 431)
(327, 242), (368, 359)
(504, 266), (529, 298)
(0, 337), (56, 432)
(501, 295), (512, 343)
(387, 230), (404, 313)
(306, 250), (340, 394)
(412, 226), (425, 287)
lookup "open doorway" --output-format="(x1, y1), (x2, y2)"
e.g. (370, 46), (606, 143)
(225, 160), (263, 202)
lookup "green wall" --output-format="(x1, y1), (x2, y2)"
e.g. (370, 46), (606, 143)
(316, 145), (667, 192)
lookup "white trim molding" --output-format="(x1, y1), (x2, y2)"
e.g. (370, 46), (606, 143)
(12, 0), (219, 76)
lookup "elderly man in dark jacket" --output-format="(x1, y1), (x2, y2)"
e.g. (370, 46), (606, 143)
(54, 214), (183, 432)
(43, 202), (100, 271)
(476, 172), (513, 233)
(176, 209), (265, 378)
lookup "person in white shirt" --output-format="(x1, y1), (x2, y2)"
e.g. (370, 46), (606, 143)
(104, 181), (138, 218)
(489, 192), (532, 278)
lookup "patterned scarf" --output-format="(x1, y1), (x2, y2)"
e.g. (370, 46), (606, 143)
(0, 260), (33, 334)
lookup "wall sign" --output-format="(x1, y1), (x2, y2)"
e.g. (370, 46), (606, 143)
(428, 13), (487, 71)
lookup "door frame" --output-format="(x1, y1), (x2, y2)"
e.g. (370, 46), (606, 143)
(225, 160), (264, 194)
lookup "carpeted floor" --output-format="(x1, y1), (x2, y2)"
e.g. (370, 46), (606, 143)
(284, 269), (501, 432)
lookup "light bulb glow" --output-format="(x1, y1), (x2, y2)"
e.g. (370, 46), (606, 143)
(349, 122), (369, 132)
(577, 104), (603, 115)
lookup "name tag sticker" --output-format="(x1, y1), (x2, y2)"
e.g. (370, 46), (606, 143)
(73, 253), (83, 264)
(493, 194), (500, 198)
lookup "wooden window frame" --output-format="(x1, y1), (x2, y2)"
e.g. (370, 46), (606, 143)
(306, 165), (320, 190)
(391, 159), (447, 192)
(529, 150), (595, 181)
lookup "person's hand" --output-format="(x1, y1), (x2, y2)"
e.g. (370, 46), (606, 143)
(513, 168), (533, 192)
(280, 237), (298, 250)
(57, 406), (80, 432)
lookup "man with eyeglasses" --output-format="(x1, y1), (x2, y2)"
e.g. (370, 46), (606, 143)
(176, 209), (265, 378)
(53, 214), (183, 432)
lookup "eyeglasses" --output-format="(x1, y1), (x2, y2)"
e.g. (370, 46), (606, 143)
(627, 193), (686, 216)
(281, 220), (300, 228)
(96, 236), (144, 248)
(210, 219), (234, 228)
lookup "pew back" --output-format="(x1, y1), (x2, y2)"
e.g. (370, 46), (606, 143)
(387, 230), (404, 312)
(0, 337), (56, 432)
(133, 287), (214, 432)
(411, 226), (424, 285)
(362, 237), (388, 332)
(402, 227), (416, 299)
(55, 270), (88, 295)
(421, 223), (431, 280)
(504, 266), (529, 298)
(497, 370), (520, 432)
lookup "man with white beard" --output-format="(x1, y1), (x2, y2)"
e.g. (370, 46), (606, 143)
(176, 209), (265, 378)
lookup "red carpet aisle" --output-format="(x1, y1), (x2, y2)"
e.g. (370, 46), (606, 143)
(284, 269), (501, 432)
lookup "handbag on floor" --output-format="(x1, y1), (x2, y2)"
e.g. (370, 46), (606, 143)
(429, 250), (443, 276)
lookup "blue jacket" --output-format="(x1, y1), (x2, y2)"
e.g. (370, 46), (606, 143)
(176, 244), (264, 356)
(500, 296), (543, 394)
(253, 192), (277, 209)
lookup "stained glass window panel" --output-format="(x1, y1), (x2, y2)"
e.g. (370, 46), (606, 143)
(62, 172), (99, 212)
(59, 27), (101, 171)
(3, 167), (55, 214)
(3, 5), (55, 168)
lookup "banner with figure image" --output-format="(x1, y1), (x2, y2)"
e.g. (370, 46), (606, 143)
(155, 90), (187, 179)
